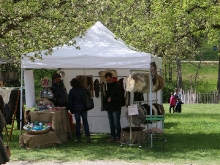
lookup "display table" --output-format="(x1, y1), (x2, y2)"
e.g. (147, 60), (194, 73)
(29, 110), (72, 143)
(20, 110), (72, 148)
(19, 131), (61, 149)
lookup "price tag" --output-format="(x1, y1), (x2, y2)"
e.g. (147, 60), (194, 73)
(128, 104), (138, 116)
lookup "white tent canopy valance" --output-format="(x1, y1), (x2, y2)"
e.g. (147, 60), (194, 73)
(21, 21), (161, 69)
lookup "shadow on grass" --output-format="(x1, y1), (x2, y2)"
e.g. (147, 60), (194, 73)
(164, 122), (178, 129)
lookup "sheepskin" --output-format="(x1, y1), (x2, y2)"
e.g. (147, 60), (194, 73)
(132, 73), (146, 92)
(142, 73), (150, 93)
(125, 105), (147, 125)
(98, 70), (117, 82)
(152, 75), (165, 92)
(153, 103), (165, 115)
(126, 74), (135, 92)
(157, 75), (165, 90)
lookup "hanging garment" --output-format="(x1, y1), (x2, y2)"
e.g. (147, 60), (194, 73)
(125, 91), (130, 107)
(134, 92), (144, 102)
(94, 79), (100, 98)
(100, 82), (105, 111)
(118, 78), (125, 107)
(0, 95), (4, 114)
(4, 90), (20, 124)
(98, 70), (117, 82)
(0, 88), (13, 104)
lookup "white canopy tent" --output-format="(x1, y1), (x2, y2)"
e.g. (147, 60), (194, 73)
(20, 21), (162, 133)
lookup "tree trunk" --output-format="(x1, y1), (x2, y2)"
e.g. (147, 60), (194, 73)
(217, 42), (220, 101)
(176, 58), (182, 89)
(169, 62), (172, 83)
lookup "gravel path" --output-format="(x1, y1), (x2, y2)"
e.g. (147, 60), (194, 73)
(6, 160), (175, 165)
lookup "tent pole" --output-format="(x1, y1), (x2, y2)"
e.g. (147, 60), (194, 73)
(149, 66), (153, 148)
(19, 68), (24, 136)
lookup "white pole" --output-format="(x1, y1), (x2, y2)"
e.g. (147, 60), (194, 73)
(20, 68), (24, 136)
(149, 67), (153, 148)
(149, 71), (152, 116)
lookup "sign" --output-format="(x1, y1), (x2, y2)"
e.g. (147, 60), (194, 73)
(128, 104), (138, 116)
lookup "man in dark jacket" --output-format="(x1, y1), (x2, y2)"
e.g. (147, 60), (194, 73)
(104, 72), (122, 142)
(51, 73), (68, 108)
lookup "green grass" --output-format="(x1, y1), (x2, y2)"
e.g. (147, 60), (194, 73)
(181, 62), (218, 92)
(8, 104), (220, 164)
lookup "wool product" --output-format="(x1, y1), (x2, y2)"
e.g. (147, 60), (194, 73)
(132, 73), (146, 92)
(118, 78), (125, 107)
(157, 75), (165, 90)
(152, 74), (165, 92)
(125, 91), (130, 107)
(125, 74), (135, 92)
(125, 105), (147, 125)
(0, 88), (13, 104)
(98, 70), (117, 82)
(93, 79), (100, 98)
(142, 73), (150, 93)
(153, 103), (165, 115)
(152, 104), (158, 115)
(143, 127), (164, 134)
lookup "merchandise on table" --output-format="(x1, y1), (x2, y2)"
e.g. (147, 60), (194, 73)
(23, 122), (51, 134)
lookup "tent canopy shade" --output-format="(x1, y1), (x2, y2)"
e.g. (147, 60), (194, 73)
(21, 21), (161, 69)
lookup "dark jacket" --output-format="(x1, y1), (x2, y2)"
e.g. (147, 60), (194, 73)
(0, 112), (9, 164)
(103, 82), (122, 111)
(68, 88), (90, 114)
(51, 80), (68, 106)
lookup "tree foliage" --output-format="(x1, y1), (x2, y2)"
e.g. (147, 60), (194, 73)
(1, 0), (220, 60)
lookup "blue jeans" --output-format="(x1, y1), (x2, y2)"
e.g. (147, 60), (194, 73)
(74, 111), (90, 137)
(107, 111), (121, 139)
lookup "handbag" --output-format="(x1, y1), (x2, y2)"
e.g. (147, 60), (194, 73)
(83, 89), (94, 111)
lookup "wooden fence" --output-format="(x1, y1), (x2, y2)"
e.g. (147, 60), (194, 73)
(182, 89), (219, 104)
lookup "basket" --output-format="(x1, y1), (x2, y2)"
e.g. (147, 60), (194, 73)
(23, 126), (51, 134)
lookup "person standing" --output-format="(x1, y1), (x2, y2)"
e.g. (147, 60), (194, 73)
(174, 88), (183, 113)
(68, 78), (91, 143)
(169, 92), (176, 113)
(51, 73), (68, 108)
(104, 72), (122, 142)
(0, 111), (9, 164)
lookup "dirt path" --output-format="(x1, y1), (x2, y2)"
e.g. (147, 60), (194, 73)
(6, 160), (175, 165)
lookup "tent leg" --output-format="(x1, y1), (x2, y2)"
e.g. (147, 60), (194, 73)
(20, 68), (24, 136)
(149, 66), (153, 148)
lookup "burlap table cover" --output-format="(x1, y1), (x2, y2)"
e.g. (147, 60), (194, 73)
(30, 110), (71, 143)
(19, 131), (61, 149)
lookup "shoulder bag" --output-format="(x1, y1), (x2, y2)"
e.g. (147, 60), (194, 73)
(83, 89), (94, 111)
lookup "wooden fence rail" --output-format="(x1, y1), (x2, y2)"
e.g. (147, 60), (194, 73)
(182, 89), (219, 104)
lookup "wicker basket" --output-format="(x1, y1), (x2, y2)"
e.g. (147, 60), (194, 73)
(23, 126), (51, 134)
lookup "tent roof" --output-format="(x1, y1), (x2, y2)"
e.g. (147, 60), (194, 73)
(21, 21), (160, 69)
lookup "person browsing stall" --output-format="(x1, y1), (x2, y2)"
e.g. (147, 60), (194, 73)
(68, 78), (91, 143)
(51, 73), (68, 108)
(104, 72), (122, 142)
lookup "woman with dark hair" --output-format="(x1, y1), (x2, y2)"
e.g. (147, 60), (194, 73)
(68, 78), (91, 143)
(51, 73), (68, 108)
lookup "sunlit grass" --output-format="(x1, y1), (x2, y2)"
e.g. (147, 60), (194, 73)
(8, 104), (220, 165)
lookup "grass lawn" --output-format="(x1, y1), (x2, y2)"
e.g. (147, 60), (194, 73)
(7, 104), (220, 165)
